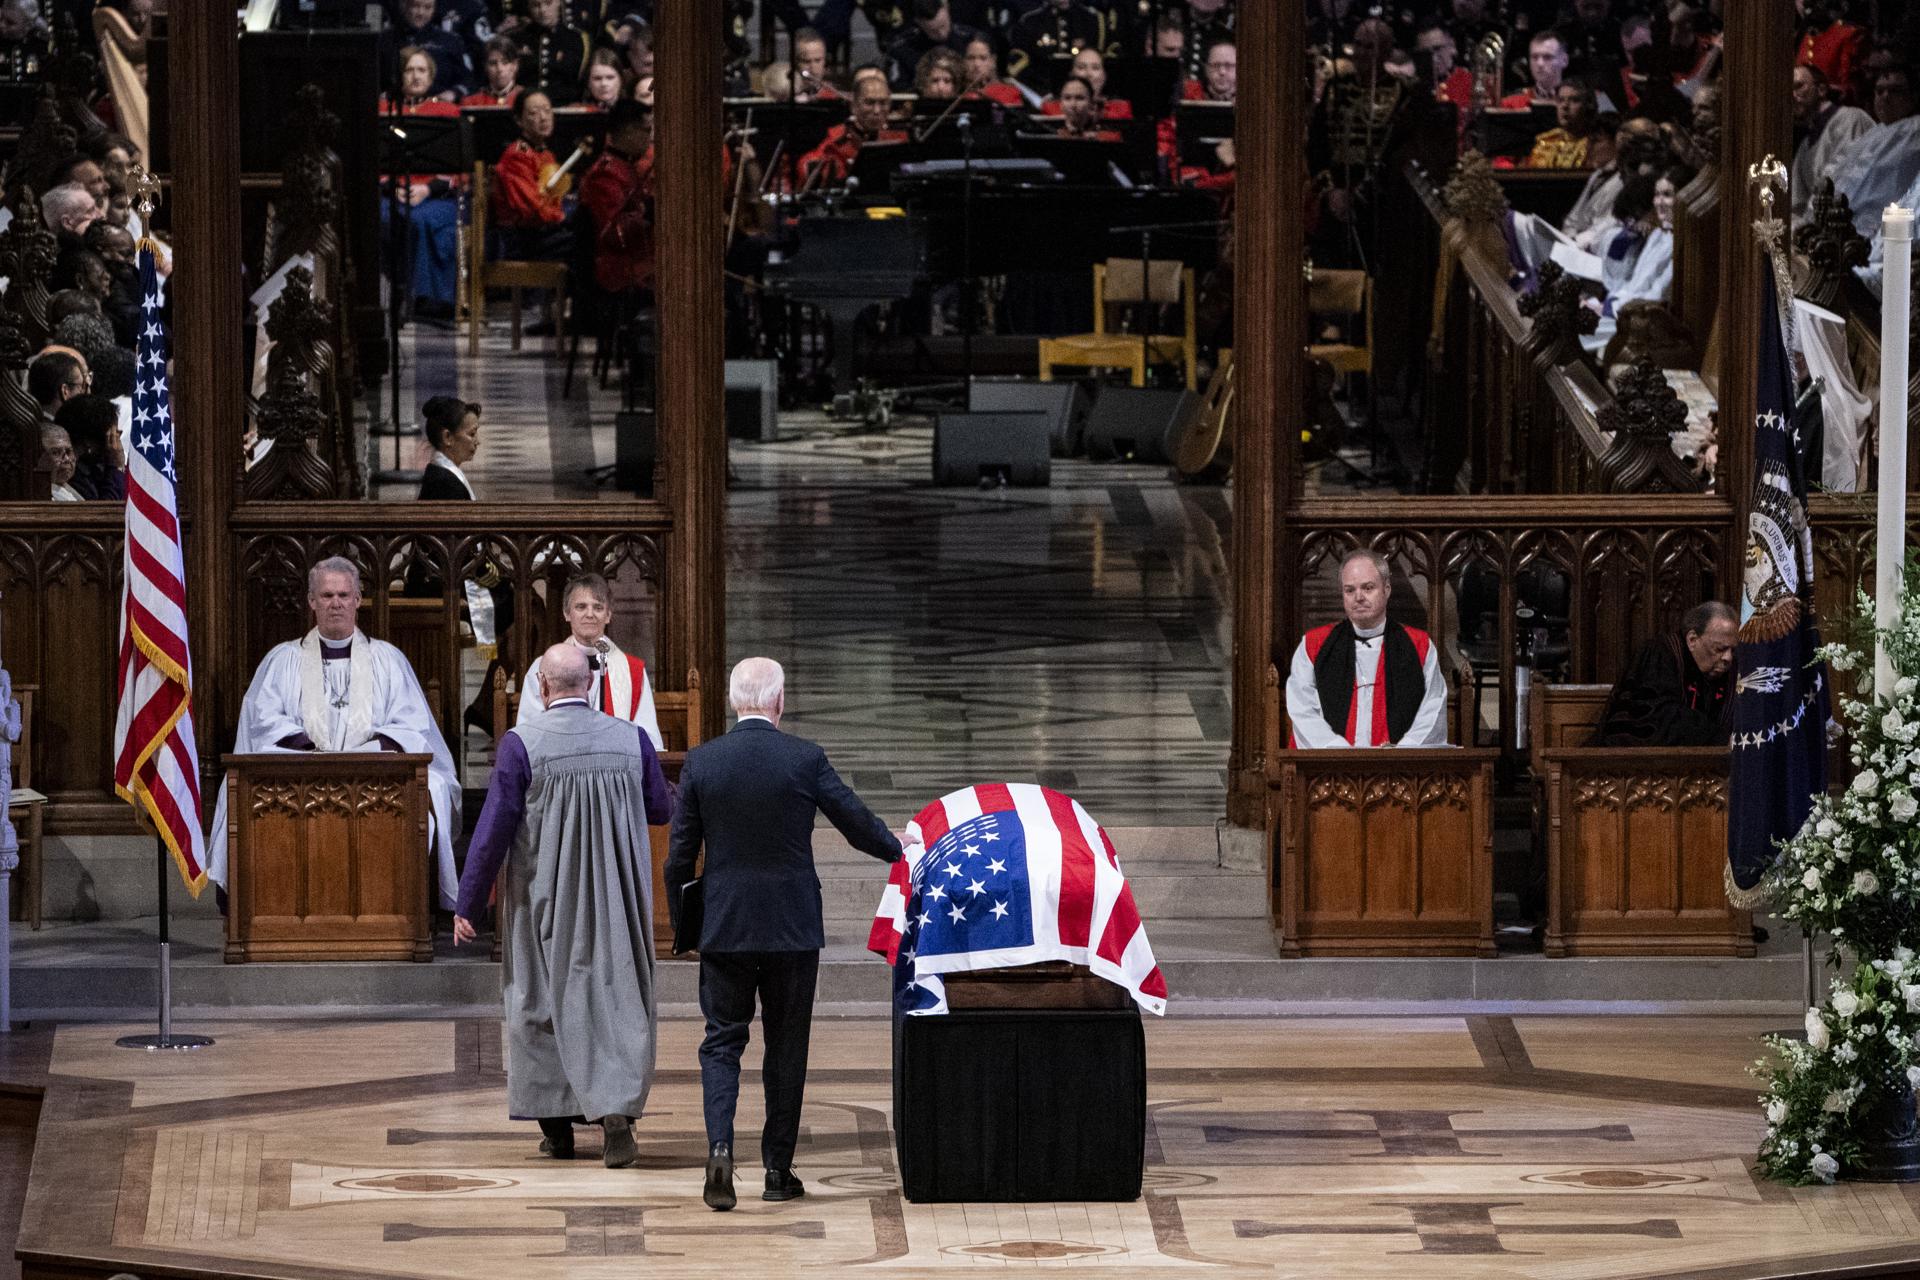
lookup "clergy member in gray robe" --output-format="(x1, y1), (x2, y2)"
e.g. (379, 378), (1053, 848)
(453, 644), (674, 1168)
(207, 557), (462, 906)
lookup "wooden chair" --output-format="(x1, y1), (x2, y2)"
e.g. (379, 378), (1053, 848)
(467, 161), (568, 356)
(6, 685), (44, 930)
(1306, 267), (1373, 384)
(1037, 259), (1198, 390)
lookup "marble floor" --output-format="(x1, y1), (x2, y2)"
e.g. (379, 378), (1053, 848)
(14, 1015), (1920, 1280)
(376, 325), (1233, 825)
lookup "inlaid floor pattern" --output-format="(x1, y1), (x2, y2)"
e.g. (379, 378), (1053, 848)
(17, 1017), (1920, 1279)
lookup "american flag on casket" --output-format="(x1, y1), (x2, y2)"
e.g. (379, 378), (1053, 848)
(868, 783), (1167, 1016)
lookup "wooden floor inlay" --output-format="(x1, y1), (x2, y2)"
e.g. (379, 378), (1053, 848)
(16, 1016), (1920, 1278)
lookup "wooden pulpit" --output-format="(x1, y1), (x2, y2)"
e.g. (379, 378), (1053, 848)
(1273, 748), (1499, 957)
(222, 752), (435, 963)
(1542, 747), (1751, 957)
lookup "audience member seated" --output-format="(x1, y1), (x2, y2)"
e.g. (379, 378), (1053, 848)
(1584, 167), (1686, 352)
(962, 35), (1025, 107)
(1285, 550), (1449, 749)
(42, 184), (99, 284)
(1791, 61), (1871, 221)
(462, 35), (525, 107)
(1563, 114), (1668, 246)
(583, 47), (627, 111)
(27, 349), (87, 426)
(887, 0), (981, 92)
(579, 99), (657, 294)
(208, 557), (463, 910)
(492, 91), (575, 262)
(38, 424), (81, 502)
(50, 154), (110, 217)
(516, 571), (663, 747)
(514, 0), (590, 106)
(799, 76), (904, 189)
(84, 221), (141, 347)
(382, 48), (464, 319)
(1501, 29), (1569, 110)
(1198, 35), (1235, 103)
(914, 47), (960, 99)
(790, 25), (839, 99)
(380, 0), (471, 100)
(1041, 47), (1133, 120)
(55, 394), (125, 501)
(1590, 601), (1735, 746)
(1526, 78), (1604, 168)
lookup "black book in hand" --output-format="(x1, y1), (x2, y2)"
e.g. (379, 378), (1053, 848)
(672, 878), (704, 956)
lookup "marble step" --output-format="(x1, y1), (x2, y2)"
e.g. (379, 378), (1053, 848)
(9, 916), (1818, 1020)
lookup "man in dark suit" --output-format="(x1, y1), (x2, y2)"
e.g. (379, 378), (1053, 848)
(666, 656), (901, 1211)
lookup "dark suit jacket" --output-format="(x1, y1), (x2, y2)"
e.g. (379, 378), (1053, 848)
(665, 718), (900, 952)
(416, 461), (472, 500)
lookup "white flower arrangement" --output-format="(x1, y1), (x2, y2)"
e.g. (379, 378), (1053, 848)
(1756, 574), (1920, 1185)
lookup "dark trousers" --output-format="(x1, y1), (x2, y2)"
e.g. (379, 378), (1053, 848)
(697, 949), (820, 1171)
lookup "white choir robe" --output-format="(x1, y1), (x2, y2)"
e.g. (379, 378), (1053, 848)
(516, 635), (662, 749)
(1285, 622), (1450, 748)
(207, 629), (463, 908)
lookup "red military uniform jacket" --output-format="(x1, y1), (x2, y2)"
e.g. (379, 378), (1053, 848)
(799, 123), (907, 187)
(579, 144), (655, 292)
(493, 139), (567, 229)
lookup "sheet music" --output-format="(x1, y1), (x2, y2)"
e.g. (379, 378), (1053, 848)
(1549, 239), (1605, 282)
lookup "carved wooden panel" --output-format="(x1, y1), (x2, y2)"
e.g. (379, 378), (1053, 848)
(1543, 747), (1751, 957)
(223, 752), (433, 963)
(1275, 749), (1498, 957)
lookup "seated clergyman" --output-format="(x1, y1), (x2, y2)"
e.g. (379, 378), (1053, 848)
(1286, 549), (1448, 748)
(207, 556), (463, 907)
(1590, 600), (1735, 746)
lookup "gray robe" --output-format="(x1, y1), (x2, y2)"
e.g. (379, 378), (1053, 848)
(499, 706), (659, 1121)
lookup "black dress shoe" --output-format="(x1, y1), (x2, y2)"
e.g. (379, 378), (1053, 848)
(704, 1143), (736, 1211)
(537, 1118), (575, 1159)
(602, 1115), (638, 1168)
(763, 1167), (805, 1201)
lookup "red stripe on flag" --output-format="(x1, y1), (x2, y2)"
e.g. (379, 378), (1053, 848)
(913, 797), (951, 849)
(1139, 967), (1167, 999)
(1094, 882), (1143, 966)
(129, 483), (178, 540)
(974, 782), (1017, 813)
(866, 858), (912, 959)
(1044, 787), (1096, 947)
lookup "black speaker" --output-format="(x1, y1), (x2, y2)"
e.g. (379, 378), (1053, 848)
(966, 380), (1085, 456)
(1083, 387), (1194, 463)
(932, 412), (1053, 486)
(615, 409), (656, 494)
(725, 359), (778, 441)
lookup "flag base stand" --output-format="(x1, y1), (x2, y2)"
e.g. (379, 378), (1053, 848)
(115, 839), (215, 1053)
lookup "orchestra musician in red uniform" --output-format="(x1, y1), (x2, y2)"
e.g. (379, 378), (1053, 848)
(1041, 48), (1133, 120)
(491, 90), (575, 261)
(462, 35), (525, 108)
(799, 76), (906, 188)
(962, 35), (1026, 107)
(578, 99), (656, 294)
(1053, 74), (1123, 142)
(382, 47), (464, 314)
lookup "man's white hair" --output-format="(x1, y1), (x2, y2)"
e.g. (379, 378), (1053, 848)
(40, 182), (93, 226)
(1340, 548), (1391, 581)
(307, 555), (363, 596)
(729, 656), (785, 715)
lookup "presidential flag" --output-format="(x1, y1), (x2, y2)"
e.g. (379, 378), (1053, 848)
(1727, 272), (1828, 897)
(869, 783), (1167, 1016)
(112, 247), (207, 894)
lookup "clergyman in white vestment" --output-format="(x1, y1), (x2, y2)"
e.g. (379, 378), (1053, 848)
(207, 556), (462, 906)
(1285, 549), (1449, 749)
(516, 571), (663, 748)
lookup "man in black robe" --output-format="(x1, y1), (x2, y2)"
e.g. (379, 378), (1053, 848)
(1591, 601), (1736, 746)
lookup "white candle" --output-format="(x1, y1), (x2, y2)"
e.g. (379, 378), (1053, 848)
(1875, 203), (1913, 700)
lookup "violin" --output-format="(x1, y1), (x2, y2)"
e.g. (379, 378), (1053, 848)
(537, 140), (593, 199)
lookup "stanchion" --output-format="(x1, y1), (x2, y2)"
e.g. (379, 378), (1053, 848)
(115, 834), (213, 1052)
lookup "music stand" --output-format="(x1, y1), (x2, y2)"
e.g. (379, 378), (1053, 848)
(1103, 57), (1182, 121)
(1476, 104), (1558, 160)
(1173, 101), (1234, 167)
(1012, 136), (1129, 187)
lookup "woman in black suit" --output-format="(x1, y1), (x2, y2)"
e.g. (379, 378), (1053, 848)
(412, 396), (515, 733)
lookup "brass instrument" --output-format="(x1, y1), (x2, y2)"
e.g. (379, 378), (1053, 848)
(1470, 32), (1504, 113)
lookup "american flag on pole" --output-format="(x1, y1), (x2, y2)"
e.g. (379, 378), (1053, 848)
(869, 783), (1167, 1016)
(112, 247), (207, 895)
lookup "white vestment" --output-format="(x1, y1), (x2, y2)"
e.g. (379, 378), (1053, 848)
(1285, 621), (1449, 749)
(517, 635), (662, 748)
(1830, 115), (1920, 241)
(1791, 104), (1874, 222)
(207, 629), (462, 907)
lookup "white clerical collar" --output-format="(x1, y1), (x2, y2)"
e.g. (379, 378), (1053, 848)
(548, 697), (590, 709)
(1353, 621), (1386, 640)
(736, 713), (774, 724)
(429, 450), (473, 496)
